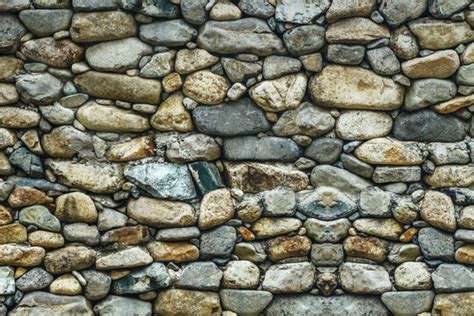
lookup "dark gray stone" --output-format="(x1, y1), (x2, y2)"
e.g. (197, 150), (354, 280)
(7, 176), (69, 192)
(180, 0), (207, 25)
(418, 227), (455, 261)
(366, 47), (400, 75)
(381, 291), (434, 315)
(220, 289), (273, 315)
(9, 147), (44, 178)
(82, 269), (111, 301)
(223, 136), (302, 162)
(119, 0), (178, 18)
(200, 225), (237, 259)
(404, 79), (457, 111)
(16, 268), (53, 292)
(379, 0), (427, 26)
(113, 262), (170, 294)
(393, 110), (466, 142)
(326, 44), (365, 65)
(297, 187), (357, 220)
(239, 0), (275, 18)
(93, 296), (151, 316)
(340, 154), (374, 179)
(432, 264), (474, 292)
(188, 162), (224, 195)
(125, 163), (197, 201)
(440, 188), (474, 206)
(283, 25), (326, 56)
(192, 98), (270, 136)
(175, 262), (222, 291)
(19, 10), (72, 36)
(304, 138), (343, 164)
(140, 19), (197, 47)
(0, 13), (26, 54)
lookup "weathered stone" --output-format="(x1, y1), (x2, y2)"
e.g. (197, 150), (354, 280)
(0, 107), (40, 129)
(96, 247), (152, 270)
(379, 0), (426, 26)
(373, 166), (421, 184)
(336, 111), (392, 141)
(49, 273), (82, 295)
(55, 192), (97, 223)
(283, 25), (326, 56)
(432, 292), (474, 316)
(430, 0), (471, 17)
(175, 48), (219, 75)
(404, 79), (457, 111)
(311, 243), (344, 266)
(9, 147), (44, 177)
(305, 218), (351, 243)
(224, 136), (301, 162)
(297, 187), (357, 220)
(16, 73), (63, 105)
(326, 0), (376, 22)
(402, 50), (460, 79)
(251, 217), (301, 239)
(106, 136), (155, 162)
(418, 227), (455, 261)
(147, 241), (199, 262)
(262, 186), (296, 217)
(459, 206), (474, 229)
(94, 296), (151, 316)
(156, 227), (200, 242)
(200, 225), (236, 259)
(183, 70), (228, 105)
(425, 165), (474, 188)
(222, 260), (260, 289)
(0, 266), (14, 295)
(166, 134), (221, 163)
(119, 0), (178, 17)
(304, 138), (342, 164)
(0, 13), (26, 54)
(432, 264), (474, 292)
(233, 242), (266, 262)
(263, 55), (302, 80)
(394, 262), (432, 290)
(267, 236), (310, 262)
(421, 190), (456, 232)
(181, 0), (207, 25)
(140, 19), (197, 47)
(140, 51), (175, 78)
(19, 205), (60, 232)
(0, 0), (30, 11)
(238, 0), (275, 18)
(198, 189), (234, 229)
(353, 218), (403, 240)
(8, 186), (52, 208)
(456, 245), (474, 265)
(175, 262), (222, 291)
(262, 262), (315, 293)
(389, 26), (419, 60)
(151, 92), (193, 132)
(10, 292), (93, 315)
(44, 245), (95, 274)
(343, 236), (388, 262)
(381, 291), (434, 316)
(359, 187), (393, 217)
(309, 65), (404, 110)
(28, 231), (64, 249)
(310, 165), (371, 197)
(275, 0), (329, 23)
(0, 244), (45, 267)
(113, 262), (170, 294)
(155, 289), (221, 316)
(354, 137), (424, 165)
(340, 262), (391, 294)
(42, 126), (93, 158)
(82, 269), (111, 301)
(326, 44), (365, 65)
(0, 84), (18, 105)
(63, 223), (100, 245)
(189, 161), (224, 195)
(366, 47), (400, 75)
(19, 9), (71, 36)
(101, 225), (150, 246)
(16, 267), (53, 292)
(220, 289), (272, 315)
(72, 0), (118, 11)
(326, 18), (390, 44)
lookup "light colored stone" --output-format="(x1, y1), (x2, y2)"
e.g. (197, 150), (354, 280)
(262, 262), (315, 293)
(42, 126), (93, 158)
(267, 235), (312, 262)
(339, 262), (391, 294)
(402, 50), (460, 79)
(106, 136), (155, 162)
(343, 236), (388, 262)
(166, 133), (221, 163)
(326, 0), (376, 22)
(147, 241), (199, 262)
(432, 95), (474, 114)
(0, 83), (18, 105)
(326, 18), (390, 44)
(251, 217), (301, 239)
(222, 260), (260, 289)
(394, 262), (432, 290)
(96, 247), (152, 270)
(336, 111), (393, 140)
(44, 245), (95, 274)
(155, 289), (221, 316)
(175, 48), (219, 74)
(424, 165), (474, 188)
(10, 292), (94, 315)
(16, 73), (63, 105)
(21, 37), (84, 68)
(183, 70), (228, 105)
(310, 164), (371, 197)
(49, 274), (82, 295)
(455, 245), (474, 265)
(151, 92), (193, 132)
(421, 190), (456, 232)
(140, 51), (176, 78)
(389, 26), (419, 60)
(0, 107), (40, 128)
(379, 0), (426, 26)
(354, 137), (424, 165)
(28, 231), (65, 248)
(353, 218), (404, 240)
(432, 292), (474, 316)
(199, 189), (234, 229)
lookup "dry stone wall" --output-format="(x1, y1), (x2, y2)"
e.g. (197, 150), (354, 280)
(0, 0), (473, 315)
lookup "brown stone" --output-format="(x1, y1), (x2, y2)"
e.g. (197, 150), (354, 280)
(106, 136), (155, 161)
(326, 17), (390, 44)
(0, 205), (12, 225)
(41, 126), (93, 159)
(251, 218), (302, 239)
(432, 94), (474, 114)
(0, 56), (23, 82)
(55, 192), (98, 223)
(267, 235), (311, 261)
(354, 137), (424, 165)
(100, 226), (151, 246)
(21, 37), (84, 68)
(0, 107), (40, 129)
(0, 128), (17, 149)
(183, 70), (228, 105)
(147, 241), (199, 262)
(343, 236), (388, 262)
(155, 289), (221, 316)
(424, 165), (474, 188)
(421, 190), (456, 232)
(150, 92), (193, 132)
(432, 292), (474, 316)
(199, 189), (235, 229)
(7, 186), (53, 208)
(401, 50), (460, 79)
(455, 245), (474, 265)
(28, 231), (65, 248)
(44, 245), (96, 274)
(0, 223), (27, 244)
(95, 247), (152, 270)
(0, 244), (45, 267)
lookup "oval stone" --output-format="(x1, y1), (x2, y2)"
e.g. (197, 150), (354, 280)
(336, 110), (393, 140)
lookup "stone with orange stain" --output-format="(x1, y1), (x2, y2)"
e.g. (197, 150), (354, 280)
(0, 244), (45, 267)
(155, 289), (221, 316)
(7, 186), (53, 208)
(343, 236), (388, 262)
(0, 223), (27, 244)
(162, 72), (183, 93)
(147, 241), (199, 262)
(354, 137), (424, 165)
(326, 18), (390, 44)
(401, 50), (460, 79)
(424, 165), (474, 188)
(432, 94), (474, 114)
(106, 136), (155, 162)
(237, 226), (255, 241)
(267, 235), (311, 261)
(400, 228), (418, 242)
(28, 231), (65, 248)
(455, 245), (474, 265)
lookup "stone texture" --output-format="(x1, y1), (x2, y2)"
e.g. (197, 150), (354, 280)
(336, 111), (393, 140)
(354, 137), (424, 165)
(262, 262), (315, 294)
(224, 136), (301, 162)
(140, 19), (197, 47)
(183, 70), (228, 105)
(339, 263), (391, 294)
(155, 289), (221, 316)
(326, 18), (390, 44)
(402, 50), (460, 79)
(10, 292), (93, 315)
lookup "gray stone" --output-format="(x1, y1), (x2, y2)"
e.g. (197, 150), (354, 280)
(297, 187), (357, 220)
(125, 163), (197, 201)
(223, 136), (301, 162)
(263, 56), (302, 80)
(10, 292), (94, 315)
(326, 44), (365, 65)
(381, 291), (434, 315)
(16, 73), (63, 105)
(197, 18), (285, 56)
(239, 0), (275, 18)
(0, 0), (30, 11)
(180, 0), (207, 25)
(262, 186), (296, 217)
(393, 110), (466, 142)
(221, 58), (262, 82)
(7, 176), (68, 192)
(19, 9), (72, 36)
(72, 0), (119, 11)
(113, 262), (170, 294)
(200, 226), (237, 259)
(192, 99), (270, 136)
(93, 296), (151, 316)
(81, 270), (111, 301)
(428, 142), (470, 165)
(220, 289), (272, 315)
(42, 126), (93, 159)
(454, 229), (474, 243)
(19, 205), (61, 232)
(266, 294), (389, 315)
(86, 37), (152, 72)
(373, 166), (422, 184)
(222, 260), (260, 289)
(394, 262), (432, 290)
(140, 51), (176, 78)
(429, 0), (471, 18)
(9, 147), (44, 178)
(175, 262), (222, 291)
(156, 227), (201, 241)
(305, 218), (351, 243)
(96, 247), (152, 270)
(39, 103), (75, 125)
(418, 227), (455, 261)
(366, 47), (400, 75)
(339, 262), (391, 294)
(275, 0), (330, 24)
(404, 79), (457, 111)
(283, 25), (326, 56)
(311, 165), (371, 197)
(0, 14), (26, 54)
(311, 243), (344, 266)
(432, 264), (474, 292)
(304, 138), (343, 164)
(0, 267), (14, 295)
(16, 268), (53, 292)
(340, 154), (374, 179)
(457, 64), (474, 86)
(379, 0), (427, 26)
(140, 19), (197, 46)
(166, 133), (221, 163)
(63, 223), (100, 246)
(262, 262), (315, 293)
(119, 0), (178, 17)
(359, 187), (393, 217)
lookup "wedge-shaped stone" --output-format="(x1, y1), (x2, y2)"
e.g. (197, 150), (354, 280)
(326, 18), (390, 44)
(336, 110), (392, 140)
(77, 102), (150, 132)
(310, 165), (371, 197)
(10, 292), (93, 316)
(309, 65), (404, 110)
(155, 289), (221, 316)
(224, 162), (309, 193)
(197, 18), (286, 56)
(151, 92), (193, 132)
(339, 262), (391, 294)
(354, 137), (424, 165)
(401, 50), (460, 79)
(409, 18), (474, 50)
(74, 71), (161, 104)
(139, 19), (197, 47)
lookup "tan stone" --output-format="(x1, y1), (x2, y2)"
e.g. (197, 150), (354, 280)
(96, 247), (152, 270)
(74, 71), (161, 104)
(21, 37), (84, 68)
(459, 206), (474, 229)
(0, 223), (27, 244)
(127, 196), (196, 228)
(336, 110), (393, 140)
(326, 0), (376, 22)
(249, 73), (307, 112)
(21, 129), (43, 155)
(0, 205), (12, 225)
(55, 192), (98, 223)
(354, 137), (424, 165)
(199, 189), (235, 229)
(461, 43), (474, 64)
(210, 0), (241, 20)
(455, 245), (474, 265)
(389, 26), (419, 60)
(44, 245), (96, 274)
(251, 217), (302, 239)
(224, 162), (309, 193)
(0, 107), (40, 128)
(401, 50), (460, 79)
(267, 235), (311, 261)
(147, 241), (199, 263)
(162, 72), (183, 93)
(0, 244), (45, 267)
(49, 274), (82, 295)
(421, 190), (456, 232)
(432, 94), (474, 114)
(101, 225), (150, 246)
(309, 65), (404, 110)
(166, 133), (221, 163)
(0, 83), (19, 105)
(150, 92), (193, 132)
(106, 136), (155, 162)
(46, 159), (124, 194)
(155, 289), (221, 316)
(0, 56), (23, 82)
(326, 17), (390, 44)
(70, 11), (137, 42)
(343, 236), (388, 262)
(424, 165), (474, 188)
(409, 18), (474, 50)
(0, 152), (13, 175)
(0, 128), (17, 149)
(28, 231), (65, 248)
(432, 292), (474, 316)
(183, 70), (228, 105)
(7, 186), (53, 208)
(175, 49), (219, 75)
(353, 218), (404, 240)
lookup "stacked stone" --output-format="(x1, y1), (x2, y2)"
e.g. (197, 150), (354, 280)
(0, 0), (473, 315)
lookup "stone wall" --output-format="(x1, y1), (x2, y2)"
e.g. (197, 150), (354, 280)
(0, 0), (473, 315)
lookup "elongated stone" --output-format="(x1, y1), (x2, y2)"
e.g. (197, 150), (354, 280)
(10, 292), (94, 316)
(339, 262), (391, 294)
(354, 137), (424, 165)
(336, 110), (392, 140)
(401, 50), (460, 79)
(326, 18), (390, 44)
(297, 187), (357, 220)
(223, 136), (301, 162)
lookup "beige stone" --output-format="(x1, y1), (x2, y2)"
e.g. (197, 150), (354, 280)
(353, 218), (404, 240)
(0, 244), (45, 267)
(0, 83), (19, 105)
(267, 235), (312, 261)
(55, 191), (98, 223)
(420, 190), (456, 232)
(155, 289), (221, 316)
(354, 137), (424, 165)
(210, 0), (241, 20)
(162, 72), (183, 93)
(249, 73), (307, 112)
(101, 225), (150, 246)
(461, 43), (474, 64)
(455, 245), (474, 265)
(147, 241), (199, 262)
(150, 92), (193, 132)
(199, 189), (234, 229)
(44, 245), (96, 274)
(127, 197), (196, 228)
(424, 165), (474, 188)
(309, 65), (404, 110)
(251, 218), (302, 239)
(0, 128), (17, 149)
(432, 94), (474, 114)
(326, 0), (376, 22)
(49, 274), (82, 295)
(326, 17), (390, 44)
(41, 126), (93, 159)
(459, 206), (474, 229)
(175, 49), (219, 75)
(106, 136), (155, 162)
(183, 70), (228, 105)
(0, 223), (27, 244)
(166, 133), (221, 163)
(401, 50), (460, 79)
(95, 247), (152, 270)
(389, 26), (419, 60)
(343, 236), (388, 262)
(0, 56), (23, 82)
(28, 231), (64, 248)
(7, 186), (53, 208)
(336, 110), (393, 140)
(0, 107), (40, 128)
(21, 37), (84, 68)
(394, 262), (432, 290)
(74, 71), (161, 104)
(432, 292), (474, 316)
(0, 152), (13, 175)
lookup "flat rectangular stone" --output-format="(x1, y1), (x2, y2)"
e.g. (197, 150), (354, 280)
(373, 166), (421, 183)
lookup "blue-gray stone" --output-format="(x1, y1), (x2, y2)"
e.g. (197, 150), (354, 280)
(0, 267), (15, 295)
(72, 0), (119, 11)
(220, 289), (273, 315)
(19, 205), (61, 232)
(175, 262), (223, 291)
(239, 0), (275, 18)
(297, 187), (357, 220)
(119, 0), (178, 18)
(0, 13), (26, 54)
(188, 162), (224, 195)
(93, 295), (151, 316)
(304, 138), (343, 164)
(7, 176), (69, 192)
(140, 19), (197, 47)
(192, 98), (271, 136)
(112, 262), (170, 294)
(381, 291), (434, 315)
(9, 147), (44, 178)
(180, 0), (207, 25)
(223, 136), (302, 162)
(200, 226), (237, 259)
(125, 163), (197, 201)
(283, 25), (326, 56)
(418, 227), (455, 261)
(19, 9), (72, 37)
(432, 264), (474, 292)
